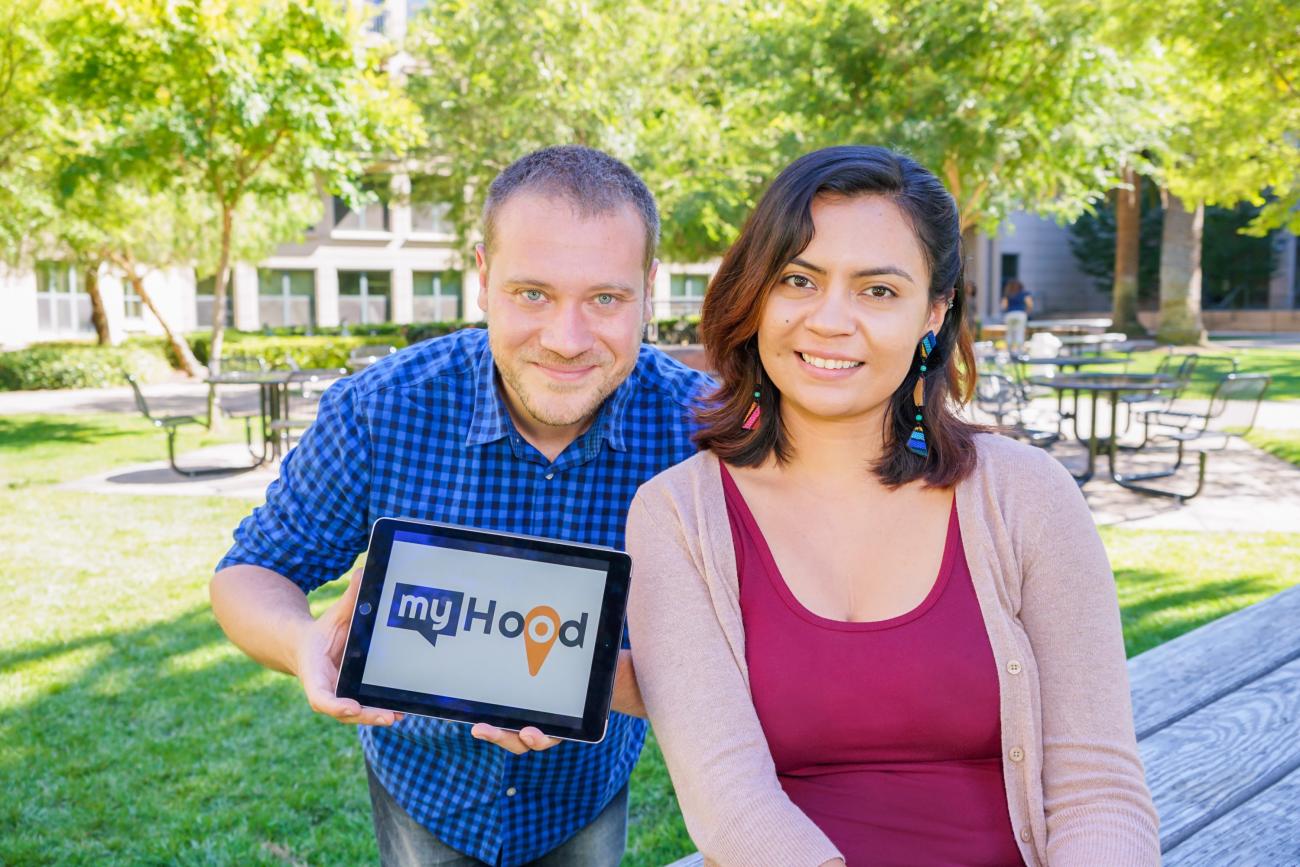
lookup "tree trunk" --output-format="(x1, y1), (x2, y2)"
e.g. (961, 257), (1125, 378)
(1156, 190), (1208, 345)
(206, 204), (235, 427)
(1111, 167), (1146, 336)
(84, 265), (112, 346)
(960, 225), (981, 333)
(114, 254), (205, 378)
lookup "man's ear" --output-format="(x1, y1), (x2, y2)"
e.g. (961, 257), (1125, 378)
(476, 243), (490, 315)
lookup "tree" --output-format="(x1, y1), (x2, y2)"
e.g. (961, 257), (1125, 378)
(1117, 0), (1300, 341)
(402, 0), (663, 253)
(1111, 168), (1147, 335)
(0, 1), (57, 263)
(54, 0), (423, 388)
(730, 0), (1144, 235)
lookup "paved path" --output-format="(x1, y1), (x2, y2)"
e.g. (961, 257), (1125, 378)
(0, 380), (260, 416)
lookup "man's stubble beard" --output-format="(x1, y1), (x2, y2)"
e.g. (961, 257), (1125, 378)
(497, 350), (632, 429)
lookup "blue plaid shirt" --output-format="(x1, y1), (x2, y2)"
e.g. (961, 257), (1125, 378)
(218, 327), (710, 866)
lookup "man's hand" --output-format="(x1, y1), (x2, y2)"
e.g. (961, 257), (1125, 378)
(294, 569), (403, 728)
(470, 723), (561, 755)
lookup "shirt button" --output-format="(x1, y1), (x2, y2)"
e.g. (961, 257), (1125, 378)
(544, 473), (554, 480)
(505, 787), (517, 797)
(1009, 747), (1025, 762)
(1007, 660), (1023, 675)
(1020, 828), (1031, 842)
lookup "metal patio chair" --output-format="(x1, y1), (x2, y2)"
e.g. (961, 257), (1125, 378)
(126, 375), (259, 477)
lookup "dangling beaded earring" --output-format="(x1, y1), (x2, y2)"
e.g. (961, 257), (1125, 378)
(741, 383), (762, 430)
(907, 330), (937, 457)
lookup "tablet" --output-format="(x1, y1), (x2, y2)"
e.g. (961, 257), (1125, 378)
(335, 517), (631, 743)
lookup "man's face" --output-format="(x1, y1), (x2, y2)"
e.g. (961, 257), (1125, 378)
(477, 192), (656, 434)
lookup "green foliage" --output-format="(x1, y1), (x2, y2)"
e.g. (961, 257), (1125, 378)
(0, 2), (57, 261)
(1068, 192), (1165, 303)
(184, 334), (399, 369)
(1069, 199), (1277, 308)
(1135, 0), (1300, 234)
(0, 344), (172, 391)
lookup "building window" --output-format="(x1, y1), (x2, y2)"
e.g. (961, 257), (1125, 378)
(339, 270), (391, 326)
(333, 194), (390, 232)
(365, 0), (387, 34)
(123, 280), (144, 322)
(410, 201), (454, 235)
(413, 270), (462, 322)
(195, 274), (234, 328)
(35, 261), (93, 334)
(258, 269), (315, 328)
(669, 273), (708, 317)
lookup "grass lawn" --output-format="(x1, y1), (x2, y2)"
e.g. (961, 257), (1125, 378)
(3, 413), (1299, 865)
(1119, 346), (1300, 401)
(1244, 428), (1300, 468)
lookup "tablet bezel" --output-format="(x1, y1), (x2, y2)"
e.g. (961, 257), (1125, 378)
(335, 517), (630, 744)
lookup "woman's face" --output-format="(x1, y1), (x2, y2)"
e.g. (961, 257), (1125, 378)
(757, 194), (948, 429)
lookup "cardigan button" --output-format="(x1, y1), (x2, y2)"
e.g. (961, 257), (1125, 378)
(1007, 660), (1023, 675)
(1009, 747), (1025, 762)
(1020, 828), (1031, 842)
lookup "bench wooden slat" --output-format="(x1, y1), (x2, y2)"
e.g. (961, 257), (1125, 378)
(1162, 765), (1300, 865)
(1128, 584), (1300, 739)
(1139, 656), (1300, 851)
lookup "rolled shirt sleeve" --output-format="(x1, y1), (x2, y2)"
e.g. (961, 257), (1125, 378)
(216, 378), (372, 593)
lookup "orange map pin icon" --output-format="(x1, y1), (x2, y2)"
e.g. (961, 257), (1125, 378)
(523, 605), (560, 676)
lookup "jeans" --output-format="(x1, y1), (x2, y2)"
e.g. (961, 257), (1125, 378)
(366, 760), (629, 867)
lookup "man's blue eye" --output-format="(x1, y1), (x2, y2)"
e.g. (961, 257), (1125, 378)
(523, 290), (544, 301)
(596, 294), (616, 305)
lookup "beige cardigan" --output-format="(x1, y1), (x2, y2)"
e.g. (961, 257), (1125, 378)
(625, 434), (1160, 867)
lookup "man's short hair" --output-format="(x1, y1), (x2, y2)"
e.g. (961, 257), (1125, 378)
(481, 145), (660, 273)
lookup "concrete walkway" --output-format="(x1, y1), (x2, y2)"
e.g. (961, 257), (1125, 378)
(0, 380), (260, 416)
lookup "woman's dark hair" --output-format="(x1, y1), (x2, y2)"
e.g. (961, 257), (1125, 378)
(694, 145), (982, 488)
(1004, 279), (1025, 297)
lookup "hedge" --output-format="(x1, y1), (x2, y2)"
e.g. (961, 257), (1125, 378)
(0, 343), (173, 391)
(4, 316), (698, 389)
(185, 322), (482, 368)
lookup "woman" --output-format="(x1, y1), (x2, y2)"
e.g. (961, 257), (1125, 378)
(625, 146), (1159, 867)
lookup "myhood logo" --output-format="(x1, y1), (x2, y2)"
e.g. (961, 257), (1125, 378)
(387, 582), (589, 676)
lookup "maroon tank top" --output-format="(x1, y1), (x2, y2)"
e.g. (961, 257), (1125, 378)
(721, 464), (1024, 867)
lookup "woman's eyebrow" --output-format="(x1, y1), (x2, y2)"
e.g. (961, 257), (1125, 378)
(853, 265), (915, 283)
(787, 257), (915, 284)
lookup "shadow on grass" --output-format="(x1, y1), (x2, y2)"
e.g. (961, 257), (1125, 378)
(0, 417), (148, 452)
(0, 598), (377, 866)
(1115, 567), (1283, 657)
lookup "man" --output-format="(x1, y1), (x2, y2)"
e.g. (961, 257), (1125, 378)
(209, 146), (710, 866)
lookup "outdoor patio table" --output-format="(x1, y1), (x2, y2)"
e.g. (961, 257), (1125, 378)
(1026, 372), (1178, 489)
(1013, 355), (1129, 434)
(1056, 333), (1130, 356)
(204, 369), (292, 464)
(1025, 317), (1113, 335)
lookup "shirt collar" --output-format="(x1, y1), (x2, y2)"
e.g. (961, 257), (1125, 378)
(464, 337), (635, 454)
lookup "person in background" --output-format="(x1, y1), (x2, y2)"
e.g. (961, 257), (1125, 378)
(625, 145), (1159, 867)
(1001, 278), (1033, 351)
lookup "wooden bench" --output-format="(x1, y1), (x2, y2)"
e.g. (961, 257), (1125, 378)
(666, 584), (1300, 866)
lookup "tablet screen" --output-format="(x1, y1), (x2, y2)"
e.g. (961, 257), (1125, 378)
(337, 519), (631, 742)
(363, 529), (608, 722)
